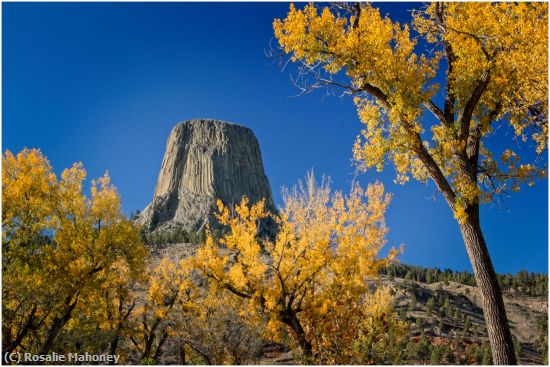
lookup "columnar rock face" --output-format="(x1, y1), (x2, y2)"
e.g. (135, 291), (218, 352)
(137, 119), (275, 233)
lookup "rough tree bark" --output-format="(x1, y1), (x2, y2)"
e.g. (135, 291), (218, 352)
(459, 204), (517, 364)
(413, 134), (517, 365)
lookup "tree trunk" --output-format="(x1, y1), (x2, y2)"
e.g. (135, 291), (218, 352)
(459, 205), (517, 365)
(280, 311), (313, 363)
(38, 299), (77, 355)
(416, 140), (517, 364)
(142, 317), (161, 361)
(153, 330), (169, 362)
(109, 335), (120, 364)
(3, 305), (37, 354)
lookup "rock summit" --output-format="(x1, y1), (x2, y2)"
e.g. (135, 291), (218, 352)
(137, 119), (275, 233)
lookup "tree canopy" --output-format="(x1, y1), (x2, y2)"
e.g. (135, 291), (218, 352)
(194, 173), (404, 363)
(274, 2), (547, 216)
(274, 3), (547, 364)
(2, 148), (148, 356)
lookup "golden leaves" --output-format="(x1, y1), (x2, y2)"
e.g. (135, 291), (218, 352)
(195, 172), (400, 361)
(276, 2), (547, 210)
(420, 3), (548, 148)
(453, 200), (469, 225)
(303, 284), (407, 364)
(274, 3), (437, 107)
(2, 148), (147, 354)
(2, 148), (58, 239)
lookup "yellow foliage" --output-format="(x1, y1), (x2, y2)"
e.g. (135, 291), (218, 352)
(2, 148), (147, 355)
(194, 172), (401, 362)
(274, 2), (547, 217)
(127, 257), (196, 362)
(303, 286), (407, 364)
(177, 289), (265, 364)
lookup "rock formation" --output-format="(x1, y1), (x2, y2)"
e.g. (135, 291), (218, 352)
(137, 119), (275, 233)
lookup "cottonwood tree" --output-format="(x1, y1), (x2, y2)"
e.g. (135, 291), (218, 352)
(128, 258), (194, 363)
(177, 291), (265, 364)
(2, 148), (147, 355)
(302, 286), (407, 364)
(194, 173), (402, 363)
(273, 2), (547, 364)
(86, 260), (146, 362)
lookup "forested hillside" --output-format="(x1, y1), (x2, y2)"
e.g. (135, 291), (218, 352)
(381, 263), (548, 297)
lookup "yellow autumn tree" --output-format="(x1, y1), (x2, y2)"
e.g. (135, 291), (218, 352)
(194, 172), (403, 363)
(127, 257), (265, 365)
(176, 289), (265, 364)
(75, 258), (147, 361)
(274, 3), (547, 364)
(128, 257), (195, 363)
(302, 286), (406, 364)
(2, 148), (147, 355)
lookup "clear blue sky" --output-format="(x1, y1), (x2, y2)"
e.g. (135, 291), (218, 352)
(3, 2), (548, 274)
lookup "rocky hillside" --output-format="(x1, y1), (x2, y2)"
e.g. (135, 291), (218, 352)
(384, 277), (547, 364)
(137, 119), (275, 233)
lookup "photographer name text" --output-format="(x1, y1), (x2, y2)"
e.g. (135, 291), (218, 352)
(4, 352), (119, 364)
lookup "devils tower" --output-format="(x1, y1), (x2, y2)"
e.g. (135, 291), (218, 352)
(137, 119), (275, 233)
